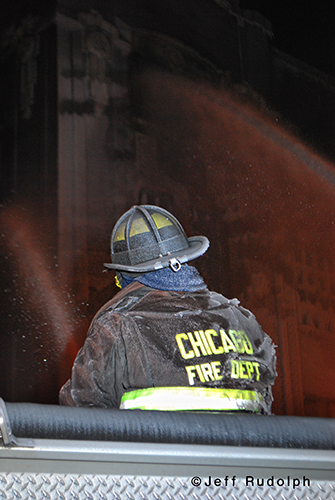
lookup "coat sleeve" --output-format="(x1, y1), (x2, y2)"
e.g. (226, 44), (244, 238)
(59, 311), (127, 408)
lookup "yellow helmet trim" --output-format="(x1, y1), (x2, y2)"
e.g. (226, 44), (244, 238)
(113, 213), (173, 242)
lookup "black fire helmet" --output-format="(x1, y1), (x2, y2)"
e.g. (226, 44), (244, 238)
(104, 205), (209, 273)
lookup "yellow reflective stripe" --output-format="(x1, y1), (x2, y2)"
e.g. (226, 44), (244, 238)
(120, 386), (263, 412)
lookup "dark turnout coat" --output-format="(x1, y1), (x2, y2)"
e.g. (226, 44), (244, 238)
(59, 282), (276, 413)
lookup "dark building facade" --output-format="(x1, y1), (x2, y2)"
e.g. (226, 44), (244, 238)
(1, 0), (335, 416)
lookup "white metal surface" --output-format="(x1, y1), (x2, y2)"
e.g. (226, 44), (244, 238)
(0, 439), (334, 499)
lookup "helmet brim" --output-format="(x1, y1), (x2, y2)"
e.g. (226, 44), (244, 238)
(104, 235), (209, 273)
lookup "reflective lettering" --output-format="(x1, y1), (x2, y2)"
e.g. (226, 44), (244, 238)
(239, 361), (249, 379)
(231, 360), (240, 379)
(220, 329), (237, 352)
(185, 365), (197, 385)
(205, 329), (224, 354)
(245, 361), (254, 378)
(199, 330), (213, 355)
(188, 331), (208, 357)
(200, 363), (216, 382)
(230, 360), (260, 381)
(252, 361), (260, 381)
(211, 361), (223, 380)
(176, 328), (254, 358)
(175, 333), (194, 359)
(229, 330), (245, 353)
(185, 361), (223, 385)
(240, 331), (254, 354)
(195, 364), (205, 382)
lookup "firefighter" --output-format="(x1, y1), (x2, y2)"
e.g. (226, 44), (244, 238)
(59, 205), (276, 413)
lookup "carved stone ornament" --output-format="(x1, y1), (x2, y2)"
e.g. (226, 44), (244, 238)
(133, 30), (225, 85)
(78, 11), (117, 82)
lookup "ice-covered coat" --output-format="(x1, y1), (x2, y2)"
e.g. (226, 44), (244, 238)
(59, 282), (276, 413)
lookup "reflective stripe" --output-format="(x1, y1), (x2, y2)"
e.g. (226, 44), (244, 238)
(120, 386), (264, 412)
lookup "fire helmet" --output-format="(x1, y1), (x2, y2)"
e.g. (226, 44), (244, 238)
(104, 205), (209, 273)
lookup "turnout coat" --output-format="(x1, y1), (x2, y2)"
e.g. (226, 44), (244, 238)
(59, 282), (276, 413)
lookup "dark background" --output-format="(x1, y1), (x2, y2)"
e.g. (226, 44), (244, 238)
(1, 0), (334, 76)
(240, 0), (335, 76)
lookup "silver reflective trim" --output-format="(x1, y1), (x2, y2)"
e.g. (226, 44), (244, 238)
(119, 386), (265, 412)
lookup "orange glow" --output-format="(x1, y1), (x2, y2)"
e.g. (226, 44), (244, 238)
(135, 68), (335, 416)
(0, 203), (82, 401)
